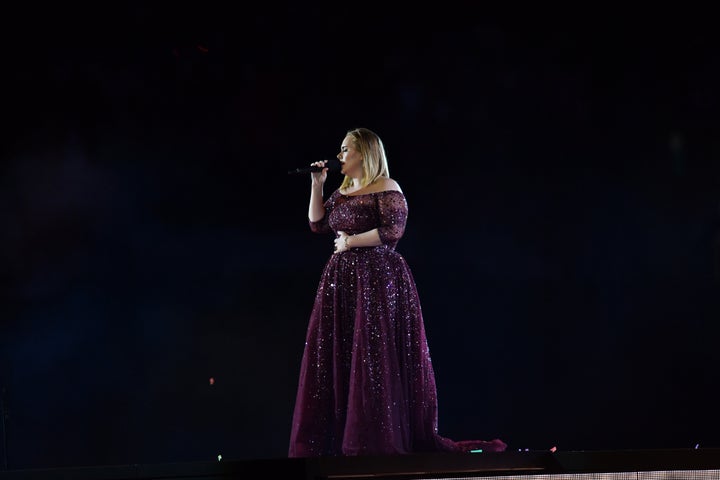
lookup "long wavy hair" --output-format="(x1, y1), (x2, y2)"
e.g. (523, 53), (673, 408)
(339, 127), (390, 190)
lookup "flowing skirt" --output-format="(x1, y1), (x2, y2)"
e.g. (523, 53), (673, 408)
(289, 246), (506, 457)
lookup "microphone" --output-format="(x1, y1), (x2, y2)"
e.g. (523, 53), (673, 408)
(288, 158), (342, 175)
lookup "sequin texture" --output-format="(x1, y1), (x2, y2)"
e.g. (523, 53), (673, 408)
(288, 189), (506, 457)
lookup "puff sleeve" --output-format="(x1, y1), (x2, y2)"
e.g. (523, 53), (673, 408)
(376, 191), (408, 246)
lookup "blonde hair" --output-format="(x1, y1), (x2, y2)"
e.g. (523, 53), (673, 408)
(339, 127), (390, 190)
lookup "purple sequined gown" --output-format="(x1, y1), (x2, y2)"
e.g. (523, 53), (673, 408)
(289, 189), (506, 457)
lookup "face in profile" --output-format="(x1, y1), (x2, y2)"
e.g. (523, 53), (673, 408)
(338, 135), (363, 178)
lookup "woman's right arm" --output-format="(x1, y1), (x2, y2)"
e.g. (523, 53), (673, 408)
(308, 160), (328, 223)
(308, 160), (329, 222)
(309, 184), (325, 222)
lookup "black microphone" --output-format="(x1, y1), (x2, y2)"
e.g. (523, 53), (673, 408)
(288, 158), (342, 175)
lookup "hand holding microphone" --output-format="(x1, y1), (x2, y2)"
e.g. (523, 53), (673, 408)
(310, 160), (329, 187)
(288, 157), (342, 176)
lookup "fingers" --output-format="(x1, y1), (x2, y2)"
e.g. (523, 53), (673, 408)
(310, 160), (328, 184)
(311, 160), (329, 176)
(333, 231), (346, 254)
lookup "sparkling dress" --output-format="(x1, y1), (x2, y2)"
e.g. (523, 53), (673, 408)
(288, 188), (506, 457)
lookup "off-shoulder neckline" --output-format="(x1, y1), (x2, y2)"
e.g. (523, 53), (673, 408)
(336, 189), (404, 198)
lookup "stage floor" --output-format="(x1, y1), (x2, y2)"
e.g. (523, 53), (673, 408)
(1, 448), (720, 479)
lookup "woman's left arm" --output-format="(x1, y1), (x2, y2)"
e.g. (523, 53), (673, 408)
(334, 228), (382, 253)
(334, 186), (407, 253)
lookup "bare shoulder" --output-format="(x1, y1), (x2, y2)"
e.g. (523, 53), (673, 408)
(376, 177), (402, 193)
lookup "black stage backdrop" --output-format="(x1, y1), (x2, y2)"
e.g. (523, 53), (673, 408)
(1, 3), (719, 470)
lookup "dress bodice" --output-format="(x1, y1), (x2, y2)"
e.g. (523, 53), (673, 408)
(309, 189), (408, 250)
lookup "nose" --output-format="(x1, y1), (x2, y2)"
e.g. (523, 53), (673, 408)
(336, 153), (342, 160)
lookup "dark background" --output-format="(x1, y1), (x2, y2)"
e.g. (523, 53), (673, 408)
(2, 3), (719, 470)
